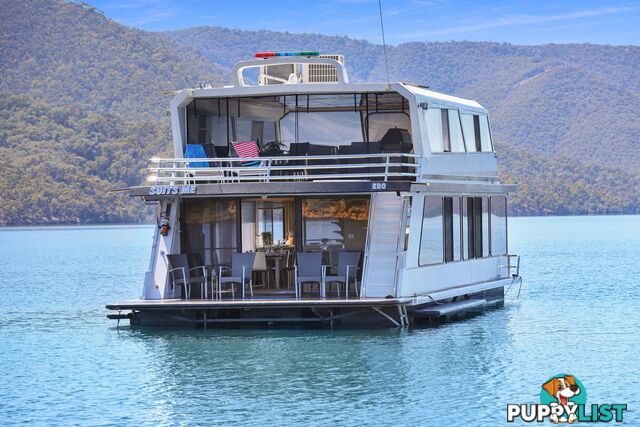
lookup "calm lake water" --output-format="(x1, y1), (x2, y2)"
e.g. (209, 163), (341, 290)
(0, 216), (638, 426)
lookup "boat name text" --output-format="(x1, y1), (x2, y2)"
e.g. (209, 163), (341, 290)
(149, 185), (197, 196)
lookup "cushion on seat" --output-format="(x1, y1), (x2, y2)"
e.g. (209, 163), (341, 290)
(174, 276), (207, 285)
(219, 276), (250, 284)
(296, 275), (322, 283)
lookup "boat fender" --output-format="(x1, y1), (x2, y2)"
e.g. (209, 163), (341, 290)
(159, 218), (171, 236)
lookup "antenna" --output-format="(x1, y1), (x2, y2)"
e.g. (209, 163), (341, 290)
(378, 0), (391, 88)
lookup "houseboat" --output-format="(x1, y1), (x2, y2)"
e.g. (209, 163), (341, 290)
(106, 52), (521, 327)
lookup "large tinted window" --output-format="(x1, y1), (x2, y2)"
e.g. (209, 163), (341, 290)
(491, 196), (507, 255)
(280, 111), (362, 147)
(302, 197), (370, 254)
(181, 199), (237, 266)
(368, 112), (412, 142)
(419, 196), (443, 265)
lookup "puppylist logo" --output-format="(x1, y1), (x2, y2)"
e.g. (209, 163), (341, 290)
(507, 374), (627, 423)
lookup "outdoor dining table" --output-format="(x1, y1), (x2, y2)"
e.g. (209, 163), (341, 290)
(264, 252), (286, 289)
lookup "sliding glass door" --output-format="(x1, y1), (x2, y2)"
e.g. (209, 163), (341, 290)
(181, 199), (238, 266)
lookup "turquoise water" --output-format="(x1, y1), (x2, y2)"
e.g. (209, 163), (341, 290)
(0, 216), (638, 426)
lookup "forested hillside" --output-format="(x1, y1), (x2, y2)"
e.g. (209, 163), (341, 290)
(0, 0), (220, 224)
(1, 0), (639, 224)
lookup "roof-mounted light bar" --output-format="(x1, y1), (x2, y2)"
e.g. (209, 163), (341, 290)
(255, 51), (320, 58)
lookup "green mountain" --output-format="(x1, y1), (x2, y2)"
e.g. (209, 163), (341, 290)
(1, 0), (639, 224)
(0, 0), (222, 224)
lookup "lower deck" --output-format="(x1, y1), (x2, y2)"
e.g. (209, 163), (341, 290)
(107, 286), (507, 328)
(107, 296), (407, 311)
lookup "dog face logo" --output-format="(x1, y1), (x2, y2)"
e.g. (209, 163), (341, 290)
(540, 374), (586, 424)
(508, 374), (627, 423)
(542, 375), (581, 406)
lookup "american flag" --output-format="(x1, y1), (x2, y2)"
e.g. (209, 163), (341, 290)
(232, 141), (260, 158)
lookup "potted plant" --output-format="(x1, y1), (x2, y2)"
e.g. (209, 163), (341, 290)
(261, 231), (273, 246)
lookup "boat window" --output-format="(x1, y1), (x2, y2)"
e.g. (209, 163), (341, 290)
(241, 199), (295, 252)
(258, 205), (285, 246)
(448, 110), (466, 152)
(472, 197), (483, 258)
(419, 196), (444, 265)
(460, 113), (478, 152)
(232, 118), (253, 142)
(367, 113), (412, 142)
(444, 197), (462, 262)
(462, 196), (471, 259)
(425, 108), (443, 152)
(301, 197), (370, 255)
(441, 109), (451, 152)
(444, 197), (453, 261)
(428, 108), (466, 153)
(479, 115), (493, 152)
(181, 199), (238, 266)
(482, 197), (490, 257)
(491, 196), (507, 255)
(404, 197), (412, 251)
(443, 197), (461, 262)
(280, 111), (362, 148)
(186, 93), (412, 156)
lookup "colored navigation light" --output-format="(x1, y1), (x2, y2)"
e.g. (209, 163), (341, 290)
(255, 51), (320, 58)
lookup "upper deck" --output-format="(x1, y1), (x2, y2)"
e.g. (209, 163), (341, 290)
(141, 54), (503, 197)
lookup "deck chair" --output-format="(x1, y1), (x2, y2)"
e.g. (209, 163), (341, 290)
(231, 141), (268, 182)
(323, 252), (361, 299)
(184, 143), (223, 183)
(166, 254), (208, 300)
(294, 252), (324, 298)
(252, 251), (271, 289)
(218, 252), (256, 299)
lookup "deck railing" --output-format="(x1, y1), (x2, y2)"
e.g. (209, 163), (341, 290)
(147, 153), (420, 185)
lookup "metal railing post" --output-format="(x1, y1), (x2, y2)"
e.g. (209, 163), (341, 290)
(384, 154), (390, 181)
(267, 158), (272, 182)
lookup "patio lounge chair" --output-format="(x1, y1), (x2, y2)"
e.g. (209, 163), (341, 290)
(218, 252), (256, 299)
(231, 141), (267, 181)
(323, 251), (361, 299)
(166, 254), (208, 299)
(294, 252), (324, 298)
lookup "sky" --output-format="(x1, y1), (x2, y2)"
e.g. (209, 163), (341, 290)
(86, 0), (640, 46)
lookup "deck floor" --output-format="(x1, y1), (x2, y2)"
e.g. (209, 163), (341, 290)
(106, 296), (409, 311)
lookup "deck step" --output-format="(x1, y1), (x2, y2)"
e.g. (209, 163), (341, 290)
(411, 299), (487, 317)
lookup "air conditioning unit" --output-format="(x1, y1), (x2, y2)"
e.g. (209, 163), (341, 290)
(259, 63), (296, 85)
(300, 54), (345, 83)
(259, 54), (345, 85)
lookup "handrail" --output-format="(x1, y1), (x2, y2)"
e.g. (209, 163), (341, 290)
(507, 253), (521, 277)
(152, 153), (420, 162)
(504, 253), (523, 299)
(499, 253), (521, 277)
(146, 153), (420, 185)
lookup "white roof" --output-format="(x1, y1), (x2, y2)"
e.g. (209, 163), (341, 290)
(401, 83), (487, 113)
(170, 81), (487, 114)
